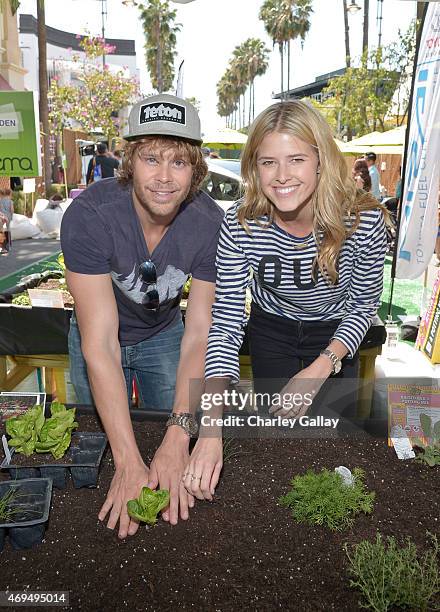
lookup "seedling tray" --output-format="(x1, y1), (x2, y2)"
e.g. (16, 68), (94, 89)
(1, 432), (107, 489)
(0, 478), (52, 551)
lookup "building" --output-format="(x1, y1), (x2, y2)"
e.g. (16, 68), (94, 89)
(0, 3), (26, 91)
(19, 14), (137, 92)
(273, 68), (346, 103)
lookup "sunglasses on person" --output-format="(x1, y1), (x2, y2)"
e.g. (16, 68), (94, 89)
(138, 260), (159, 310)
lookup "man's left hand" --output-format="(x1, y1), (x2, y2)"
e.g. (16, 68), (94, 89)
(148, 426), (194, 524)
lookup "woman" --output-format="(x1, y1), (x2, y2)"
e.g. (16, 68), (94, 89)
(182, 100), (387, 500)
(352, 158), (372, 192)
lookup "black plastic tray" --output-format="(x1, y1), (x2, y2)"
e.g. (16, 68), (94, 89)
(0, 478), (52, 551)
(1, 432), (107, 489)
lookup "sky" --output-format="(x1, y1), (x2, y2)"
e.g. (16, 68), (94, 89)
(17, 0), (418, 131)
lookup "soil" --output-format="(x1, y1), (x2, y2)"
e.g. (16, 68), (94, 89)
(0, 415), (439, 612)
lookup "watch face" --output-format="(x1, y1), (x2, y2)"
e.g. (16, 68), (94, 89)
(334, 361), (342, 375)
(186, 416), (199, 436)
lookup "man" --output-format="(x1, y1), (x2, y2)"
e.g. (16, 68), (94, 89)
(86, 142), (120, 184)
(365, 152), (381, 200)
(61, 94), (223, 538)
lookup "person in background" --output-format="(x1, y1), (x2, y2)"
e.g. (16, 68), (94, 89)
(352, 158), (372, 192)
(209, 151), (220, 159)
(0, 188), (14, 226)
(112, 149), (123, 162)
(201, 147), (211, 158)
(395, 166), (402, 201)
(86, 142), (120, 184)
(365, 152), (381, 200)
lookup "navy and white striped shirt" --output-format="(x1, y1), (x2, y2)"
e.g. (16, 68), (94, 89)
(205, 202), (387, 382)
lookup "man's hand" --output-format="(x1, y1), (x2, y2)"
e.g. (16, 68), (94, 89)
(182, 437), (223, 501)
(98, 460), (150, 539)
(148, 426), (194, 525)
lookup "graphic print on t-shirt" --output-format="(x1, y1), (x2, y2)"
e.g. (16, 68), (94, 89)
(111, 264), (187, 305)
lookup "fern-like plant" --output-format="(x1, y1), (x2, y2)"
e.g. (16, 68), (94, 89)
(279, 467), (374, 531)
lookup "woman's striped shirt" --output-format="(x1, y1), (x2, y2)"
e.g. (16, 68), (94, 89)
(205, 202), (388, 382)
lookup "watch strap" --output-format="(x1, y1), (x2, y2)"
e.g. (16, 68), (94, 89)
(320, 349), (341, 375)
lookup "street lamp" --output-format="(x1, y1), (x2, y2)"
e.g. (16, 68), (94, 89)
(347, 0), (361, 14)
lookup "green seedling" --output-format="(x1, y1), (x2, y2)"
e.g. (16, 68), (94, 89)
(279, 467), (375, 531)
(6, 402), (78, 459)
(415, 414), (440, 467)
(344, 532), (439, 612)
(127, 487), (170, 525)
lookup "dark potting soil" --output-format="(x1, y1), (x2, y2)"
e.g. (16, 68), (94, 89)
(0, 415), (439, 612)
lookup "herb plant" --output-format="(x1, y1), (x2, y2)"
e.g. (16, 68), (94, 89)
(415, 414), (440, 467)
(6, 402), (78, 459)
(279, 467), (375, 531)
(0, 489), (19, 522)
(127, 487), (170, 525)
(344, 533), (439, 612)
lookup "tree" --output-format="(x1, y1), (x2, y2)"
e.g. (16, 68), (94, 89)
(36, 0), (51, 195)
(259, 0), (313, 96)
(217, 38), (269, 129)
(139, 0), (181, 93)
(48, 35), (139, 144)
(314, 20), (418, 138)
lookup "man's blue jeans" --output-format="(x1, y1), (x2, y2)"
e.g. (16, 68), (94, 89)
(68, 314), (184, 411)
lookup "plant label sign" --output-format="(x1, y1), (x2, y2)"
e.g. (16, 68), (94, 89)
(28, 289), (64, 309)
(387, 384), (440, 444)
(0, 392), (46, 422)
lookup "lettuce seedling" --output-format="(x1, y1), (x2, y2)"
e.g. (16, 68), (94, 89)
(127, 487), (170, 525)
(5, 402), (78, 460)
(35, 402), (78, 459)
(5, 405), (45, 456)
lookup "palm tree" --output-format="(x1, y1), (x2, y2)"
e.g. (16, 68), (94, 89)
(241, 38), (269, 123)
(36, 0), (51, 194)
(286, 0), (313, 92)
(139, 0), (181, 93)
(362, 0), (369, 56)
(343, 0), (351, 68)
(260, 0), (313, 98)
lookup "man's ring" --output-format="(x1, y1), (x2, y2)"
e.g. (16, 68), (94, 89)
(191, 474), (201, 481)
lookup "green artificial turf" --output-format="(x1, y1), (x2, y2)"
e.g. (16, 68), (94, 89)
(379, 256), (425, 322)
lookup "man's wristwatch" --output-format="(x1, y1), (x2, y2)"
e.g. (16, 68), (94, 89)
(320, 349), (342, 375)
(166, 412), (198, 437)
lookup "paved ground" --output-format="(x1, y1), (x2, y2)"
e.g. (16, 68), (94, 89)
(0, 238), (61, 291)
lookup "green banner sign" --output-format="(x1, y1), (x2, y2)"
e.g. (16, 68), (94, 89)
(0, 91), (41, 177)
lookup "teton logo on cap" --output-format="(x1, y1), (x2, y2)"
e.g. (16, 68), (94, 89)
(139, 102), (186, 126)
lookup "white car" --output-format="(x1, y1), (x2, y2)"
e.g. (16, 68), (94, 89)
(203, 159), (242, 212)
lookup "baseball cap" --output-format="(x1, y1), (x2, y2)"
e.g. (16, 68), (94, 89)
(124, 94), (202, 145)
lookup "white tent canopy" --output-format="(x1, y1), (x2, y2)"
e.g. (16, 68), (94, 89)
(339, 126), (406, 155)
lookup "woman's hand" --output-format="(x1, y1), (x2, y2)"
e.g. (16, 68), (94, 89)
(269, 358), (333, 419)
(181, 437), (223, 501)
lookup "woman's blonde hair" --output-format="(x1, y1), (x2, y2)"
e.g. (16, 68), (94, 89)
(118, 136), (207, 201)
(240, 100), (384, 284)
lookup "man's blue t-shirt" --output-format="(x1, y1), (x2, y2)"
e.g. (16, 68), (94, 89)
(60, 178), (224, 346)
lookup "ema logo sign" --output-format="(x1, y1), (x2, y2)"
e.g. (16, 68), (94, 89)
(139, 102), (186, 126)
(0, 103), (24, 141)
